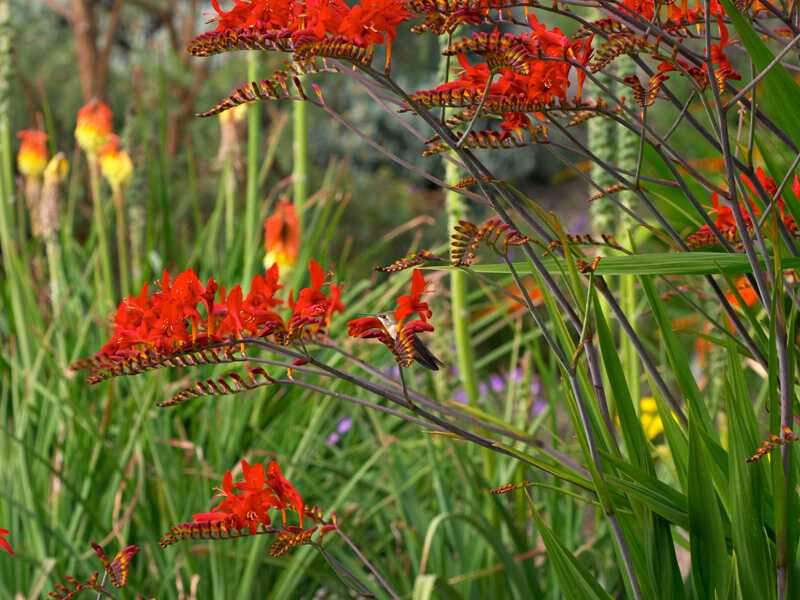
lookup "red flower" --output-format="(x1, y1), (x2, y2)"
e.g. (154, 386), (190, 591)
(0, 529), (13, 555)
(726, 277), (759, 310)
(76, 259), (346, 380)
(708, 18), (741, 90)
(395, 269), (431, 322)
(414, 15), (572, 131)
(184, 458), (306, 535)
(686, 192), (753, 249)
(195, 0), (409, 56)
(267, 460), (305, 526)
(337, 0), (409, 47)
(288, 260), (344, 338)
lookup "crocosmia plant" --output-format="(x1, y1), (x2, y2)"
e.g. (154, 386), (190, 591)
(8, 0), (800, 598)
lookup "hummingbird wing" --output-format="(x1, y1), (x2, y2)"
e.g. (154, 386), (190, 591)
(411, 335), (444, 371)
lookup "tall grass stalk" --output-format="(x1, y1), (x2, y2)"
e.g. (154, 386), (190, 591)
(88, 156), (113, 308)
(112, 188), (129, 297)
(616, 56), (641, 404)
(441, 37), (479, 407)
(243, 52), (261, 283)
(0, 0), (30, 367)
(293, 95), (308, 229)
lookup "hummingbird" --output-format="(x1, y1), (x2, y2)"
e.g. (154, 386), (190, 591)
(373, 312), (444, 371)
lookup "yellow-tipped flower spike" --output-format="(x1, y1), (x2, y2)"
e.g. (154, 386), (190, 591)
(99, 135), (134, 193)
(75, 99), (113, 155)
(44, 152), (69, 184)
(16, 129), (48, 178)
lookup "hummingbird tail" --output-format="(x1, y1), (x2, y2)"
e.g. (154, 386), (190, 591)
(411, 335), (444, 371)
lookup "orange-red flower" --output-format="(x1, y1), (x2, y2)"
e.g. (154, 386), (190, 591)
(708, 18), (741, 91)
(686, 192), (755, 249)
(725, 276), (759, 310)
(195, 0), (410, 54)
(17, 129), (49, 178)
(75, 260), (345, 380)
(196, 458), (305, 532)
(0, 528), (13, 555)
(264, 198), (300, 271)
(288, 259), (344, 338)
(75, 99), (113, 155)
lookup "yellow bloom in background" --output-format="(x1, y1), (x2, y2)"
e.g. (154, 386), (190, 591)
(75, 99), (113, 155)
(218, 102), (248, 125)
(44, 153), (69, 184)
(639, 396), (664, 440)
(16, 129), (48, 178)
(34, 153), (69, 239)
(99, 135), (134, 193)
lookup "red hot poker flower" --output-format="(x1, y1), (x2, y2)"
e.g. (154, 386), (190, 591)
(75, 99), (113, 155)
(17, 129), (49, 178)
(0, 528), (13, 555)
(264, 198), (301, 271)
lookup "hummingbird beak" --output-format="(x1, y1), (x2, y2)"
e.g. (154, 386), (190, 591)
(355, 312), (380, 317)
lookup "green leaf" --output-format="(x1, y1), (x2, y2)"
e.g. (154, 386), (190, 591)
(528, 499), (613, 600)
(412, 575), (464, 600)
(640, 275), (712, 429)
(437, 253), (800, 277)
(724, 343), (775, 600)
(689, 419), (730, 599)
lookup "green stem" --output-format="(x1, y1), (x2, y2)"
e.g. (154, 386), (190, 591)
(45, 235), (62, 311)
(223, 159), (235, 248)
(615, 56), (640, 407)
(88, 156), (113, 307)
(113, 188), (129, 297)
(129, 202), (143, 286)
(293, 95), (308, 232)
(440, 38), (479, 407)
(243, 52), (261, 283)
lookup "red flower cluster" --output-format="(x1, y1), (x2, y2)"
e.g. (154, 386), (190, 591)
(0, 528), (12, 556)
(415, 15), (589, 139)
(194, 459), (305, 531)
(160, 458), (335, 556)
(78, 260), (343, 374)
(197, 0), (409, 54)
(348, 269), (437, 368)
(687, 167), (800, 248)
(622, 0), (723, 24)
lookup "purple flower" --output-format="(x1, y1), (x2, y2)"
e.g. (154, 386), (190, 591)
(327, 416), (354, 446)
(489, 373), (505, 393)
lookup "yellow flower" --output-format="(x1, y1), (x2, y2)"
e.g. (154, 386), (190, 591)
(44, 153), (69, 184)
(639, 396), (664, 440)
(218, 102), (248, 125)
(99, 135), (133, 192)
